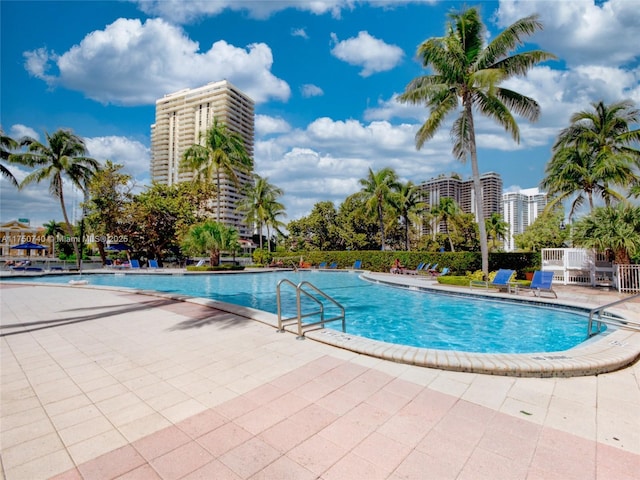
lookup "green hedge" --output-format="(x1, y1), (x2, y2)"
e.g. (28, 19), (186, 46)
(186, 265), (245, 272)
(273, 251), (539, 277)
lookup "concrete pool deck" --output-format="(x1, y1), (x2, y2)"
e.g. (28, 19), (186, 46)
(1, 280), (639, 479)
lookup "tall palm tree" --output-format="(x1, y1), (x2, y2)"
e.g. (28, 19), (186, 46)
(180, 119), (253, 223)
(399, 6), (554, 277)
(358, 167), (400, 250)
(264, 200), (287, 252)
(11, 129), (100, 266)
(1, 129), (19, 187)
(542, 100), (640, 216)
(390, 181), (424, 251)
(431, 197), (460, 252)
(485, 212), (508, 251)
(237, 174), (285, 251)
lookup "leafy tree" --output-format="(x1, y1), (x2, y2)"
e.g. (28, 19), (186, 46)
(1, 129), (19, 187)
(485, 212), (508, 251)
(85, 160), (133, 264)
(237, 174), (285, 251)
(399, 6), (554, 277)
(514, 208), (568, 251)
(123, 182), (213, 262)
(181, 220), (240, 266)
(450, 213), (480, 252)
(358, 167), (400, 250)
(43, 219), (65, 258)
(430, 197), (460, 252)
(11, 129), (101, 267)
(542, 100), (640, 217)
(180, 119), (253, 223)
(572, 204), (640, 264)
(335, 194), (379, 251)
(389, 181), (424, 251)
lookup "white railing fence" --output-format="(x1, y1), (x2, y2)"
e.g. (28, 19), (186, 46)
(541, 248), (639, 293)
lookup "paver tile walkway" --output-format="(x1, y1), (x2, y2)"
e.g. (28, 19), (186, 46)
(1, 283), (639, 479)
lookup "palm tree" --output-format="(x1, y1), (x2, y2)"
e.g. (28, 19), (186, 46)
(358, 167), (400, 250)
(399, 6), (554, 277)
(542, 100), (640, 216)
(390, 181), (424, 251)
(237, 174), (285, 251)
(431, 197), (460, 252)
(572, 204), (640, 265)
(181, 220), (239, 267)
(11, 129), (100, 267)
(264, 200), (287, 252)
(1, 129), (19, 187)
(485, 212), (508, 251)
(180, 119), (253, 223)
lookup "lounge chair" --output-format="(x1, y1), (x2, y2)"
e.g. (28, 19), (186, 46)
(130, 259), (141, 269)
(352, 260), (362, 269)
(149, 259), (160, 269)
(405, 262), (425, 275)
(470, 269), (517, 292)
(432, 267), (449, 277)
(195, 259), (205, 267)
(427, 263), (439, 275)
(329, 262), (338, 269)
(529, 271), (557, 298)
(318, 262), (327, 269)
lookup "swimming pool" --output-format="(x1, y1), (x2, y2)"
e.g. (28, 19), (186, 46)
(7, 270), (598, 354)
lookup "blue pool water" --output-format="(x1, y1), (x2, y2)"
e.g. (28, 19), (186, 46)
(7, 271), (595, 354)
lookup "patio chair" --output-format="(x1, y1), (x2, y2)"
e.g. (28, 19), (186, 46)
(405, 262), (425, 275)
(130, 259), (141, 269)
(149, 259), (160, 269)
(318, 262), (327, 269)
(328, 262), (338, 269)
(470, 269), (517, 292)
(352, 260), (362, 269)
(432, 267), (449, 277)
(529, 271), (557, 298)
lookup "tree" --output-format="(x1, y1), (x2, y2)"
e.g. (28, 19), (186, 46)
(430, 197), (460, 252)
(390, 181), (424, 251)
(85, 161), (133, 264)
(181, 220), (239, 266)
(237, 174), (285, 251)
(180, 119), (253, 223)
(542, 100), (640, 217)
(335, 194), (379, 251)
(572, 204), (640, 265)
(399, 6), (554, 277)
(1, 129), (19, 187)
(43, 219), (65, 258)
(358, 167), (400, 250)
(513, 208), (568, 251)
(11, 129), (100, 267)
(485, 212), (508, 251)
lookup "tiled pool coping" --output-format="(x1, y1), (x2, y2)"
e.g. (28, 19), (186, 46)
(3, 272), (640, 378)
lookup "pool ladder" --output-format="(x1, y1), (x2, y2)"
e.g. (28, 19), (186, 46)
(587, 293), (640, 337)
(276, 279), (346, 339)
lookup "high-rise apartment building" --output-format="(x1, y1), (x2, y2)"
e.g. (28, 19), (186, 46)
(418, 172), (503, 235)
(150, 80), (255, 237)
(502, 188), (547, 251)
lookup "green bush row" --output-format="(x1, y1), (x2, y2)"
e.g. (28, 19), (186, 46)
(186, 265), (245, 272)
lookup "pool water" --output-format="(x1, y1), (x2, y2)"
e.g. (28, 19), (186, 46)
(12, 271), (595, 354)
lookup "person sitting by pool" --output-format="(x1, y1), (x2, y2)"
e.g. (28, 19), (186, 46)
(391, 258), (404, 274)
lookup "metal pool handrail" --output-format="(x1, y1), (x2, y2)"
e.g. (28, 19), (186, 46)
(276, 279), (346, 339)
(587, 293), (640, 337)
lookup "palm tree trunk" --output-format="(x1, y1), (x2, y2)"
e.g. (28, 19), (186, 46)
(57, 176), (81, 268)
(466, 102), (489, 278)
(216, 170), (221, 223)
(378, 203), (385, 251)
(404, 216), (410, 251)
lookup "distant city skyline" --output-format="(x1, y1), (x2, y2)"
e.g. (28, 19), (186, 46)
(1, 0), (638, 227)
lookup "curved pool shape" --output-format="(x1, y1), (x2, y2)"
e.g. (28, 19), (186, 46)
(8, 271), (597, 354)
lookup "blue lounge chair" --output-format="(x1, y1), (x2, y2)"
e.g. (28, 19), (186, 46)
(318, 262), (327, 269)
(329, 262), (338, 269)
(433, 267), (449, 277)
(149, 259), (160, 269)
(405, 262), (424, 275)
(470, 269), (516, 292)
(529, 271), (557, 298)
(130, 259), (141, 269)
(352, 260), (362, 269)
(427, 263), (439, 275)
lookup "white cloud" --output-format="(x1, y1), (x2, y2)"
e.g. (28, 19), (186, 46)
(24, 18), (290, 106)
(495, 0), (640, 67)
(301, 84), (324, 98)
(291, 27), (309, 39)
(330, 31), (404, 77)
(255, 115), (292, 136)
(84, 136), (151, 179)
(9, 124), (39, 141)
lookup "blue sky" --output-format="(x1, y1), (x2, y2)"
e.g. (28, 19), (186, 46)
(1, 0), (639, 227)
